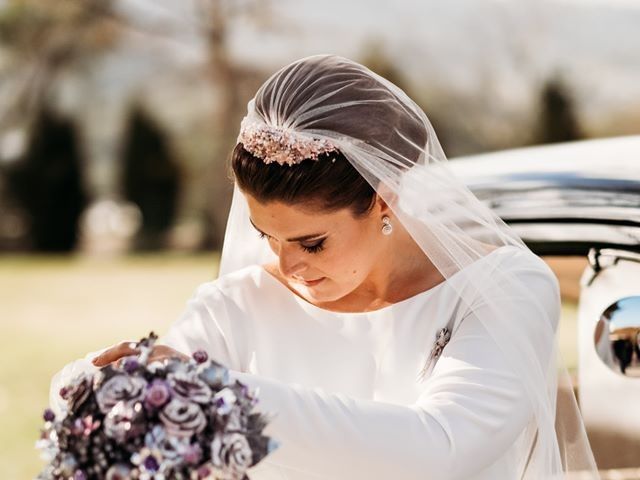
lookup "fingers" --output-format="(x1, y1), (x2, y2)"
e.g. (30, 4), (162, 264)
(91, 343), (190, 368)
(148, 345), (190, 364)
(91, 341), (139, 367)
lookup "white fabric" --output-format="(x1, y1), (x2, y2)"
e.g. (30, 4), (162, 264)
(158, 245), (557, 480)
(217, 54), (599, 479)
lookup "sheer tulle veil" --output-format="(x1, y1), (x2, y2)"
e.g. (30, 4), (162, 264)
(219, 54), (600, 479)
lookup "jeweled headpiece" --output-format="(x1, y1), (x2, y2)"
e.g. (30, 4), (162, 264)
(237, 118), (338, 166)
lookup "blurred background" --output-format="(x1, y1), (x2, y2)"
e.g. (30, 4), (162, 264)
(0, 0), (638, 477)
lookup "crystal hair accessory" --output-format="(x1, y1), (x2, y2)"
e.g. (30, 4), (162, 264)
(238, 118), (338, 166)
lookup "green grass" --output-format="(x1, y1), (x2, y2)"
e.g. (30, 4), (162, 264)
(0, 253), (580, 479)
(0, 253), (219, 479)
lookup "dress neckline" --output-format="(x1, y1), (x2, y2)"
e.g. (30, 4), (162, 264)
(258, 245), (518, 317)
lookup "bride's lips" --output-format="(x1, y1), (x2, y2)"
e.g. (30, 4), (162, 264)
(295, 277), (325, 287)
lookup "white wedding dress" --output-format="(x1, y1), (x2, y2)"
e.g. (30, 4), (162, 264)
(154, 244), (559, 480)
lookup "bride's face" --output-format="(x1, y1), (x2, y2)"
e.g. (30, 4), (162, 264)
(245, 193), (388, 303)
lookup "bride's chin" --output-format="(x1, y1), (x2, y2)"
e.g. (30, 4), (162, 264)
(307, 288), (347, 305)
(294, 282), (340, 303)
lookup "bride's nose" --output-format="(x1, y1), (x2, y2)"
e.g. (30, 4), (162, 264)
(277, 245), (306, 278)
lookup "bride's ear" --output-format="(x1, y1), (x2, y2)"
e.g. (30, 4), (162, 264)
(373, 183), (398, 214)
(374, 195), (390, 215)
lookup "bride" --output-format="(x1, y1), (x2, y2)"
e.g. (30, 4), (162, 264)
(54, 54), (600, 479)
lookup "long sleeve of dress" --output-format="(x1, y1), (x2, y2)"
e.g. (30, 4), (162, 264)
(231, 310), (536, 480)
(160, 281), (251, 372)
(159, 271), (559, 480)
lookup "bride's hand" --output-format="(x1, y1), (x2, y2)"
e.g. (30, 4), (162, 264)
(91, 341), (189, 367)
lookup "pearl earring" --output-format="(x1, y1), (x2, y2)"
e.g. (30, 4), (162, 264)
(381, 215), (393, 235)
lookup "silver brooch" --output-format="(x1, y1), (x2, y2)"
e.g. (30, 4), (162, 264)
(416, 327), (451, 382)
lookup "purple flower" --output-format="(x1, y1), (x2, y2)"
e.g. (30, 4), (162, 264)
(193, 350), (208, 364)
(210, 432), (253, 477)
(143, 455), (159, 472)
(43, 408), (55, 422)
(73, 470), (87, 480)
(71, 415), (101, 437)
(196, 464), (212, 479)
(183, 443), (203, 465)
(159, 398), (206, 438)
(96, 375), (147, 414)
(131, 447), (165, 480)
(122, 356), (140, 374)
(167, 370), (211, 404)
(145, 379), (171, 409)
(212, 388), (237, 416)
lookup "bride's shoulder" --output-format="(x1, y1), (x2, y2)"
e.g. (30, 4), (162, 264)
(493, 245), (557, 283)
(480, 245), (560, 311)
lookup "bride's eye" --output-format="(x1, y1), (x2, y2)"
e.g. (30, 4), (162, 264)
(301, 240), (325, 254)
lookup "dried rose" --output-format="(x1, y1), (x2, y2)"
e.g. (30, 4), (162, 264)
(144, 379), (171, 409)
(192, 350), (208, 363)
(96, 375), (147, 414)
(159, 398), (206, 438)
(210, 432), (253, 479)
(144, 426), (183, 466)
(167, 370), (212, 404)
(103, 401), (145, 442)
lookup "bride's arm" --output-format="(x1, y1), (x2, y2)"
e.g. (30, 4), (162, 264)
(231, 308), (541, 480)
(49, 281), (246, 415)
(158, 281), (249, 371)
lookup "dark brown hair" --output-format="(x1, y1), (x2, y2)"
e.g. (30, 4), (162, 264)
(231, 56), (428, 216)
(231, 143), (376, 217)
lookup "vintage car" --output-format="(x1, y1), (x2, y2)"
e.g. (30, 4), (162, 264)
(450, 135), (640, 473)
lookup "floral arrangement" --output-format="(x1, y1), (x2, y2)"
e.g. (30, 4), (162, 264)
(36, 333), (279, 480)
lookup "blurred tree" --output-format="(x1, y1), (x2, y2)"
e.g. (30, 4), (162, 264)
(0, 0), (120, 130)
(6, 109), (86, 251)
(0, 0), (124, 252)
(186, 0), (275, 250)
(534, 76), (583, 144)
(359, 40), (455, 154)
(0, 0), (276, 253)
(122, 107), (179, 251)
(360, 40), (413, 94)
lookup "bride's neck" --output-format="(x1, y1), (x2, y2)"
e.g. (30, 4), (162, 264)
(348, 222), (444, 308)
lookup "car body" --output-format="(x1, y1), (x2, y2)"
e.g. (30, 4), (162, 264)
(450, 135), (640, 471)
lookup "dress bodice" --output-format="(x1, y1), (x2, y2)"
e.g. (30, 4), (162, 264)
(159, 245), (560, 479)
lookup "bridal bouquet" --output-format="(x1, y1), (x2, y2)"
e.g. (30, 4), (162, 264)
(36, 333), (279, 480)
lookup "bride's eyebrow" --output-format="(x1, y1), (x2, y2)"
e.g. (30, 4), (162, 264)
(249, 218), (327, 242)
